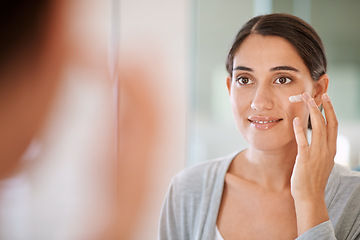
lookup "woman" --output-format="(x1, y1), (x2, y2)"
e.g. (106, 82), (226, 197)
(159, 13), (360, 239)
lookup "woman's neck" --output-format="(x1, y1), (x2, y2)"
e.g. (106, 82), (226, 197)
(230, 141), (298, 192)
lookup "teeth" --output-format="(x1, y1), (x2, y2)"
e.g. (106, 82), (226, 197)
(252, 120), (278, 124)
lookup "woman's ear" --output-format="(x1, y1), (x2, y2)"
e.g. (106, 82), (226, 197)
(226, 76), (232, 95)
(314, 74), (329, 106)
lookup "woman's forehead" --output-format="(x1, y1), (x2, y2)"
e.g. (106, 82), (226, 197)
(233, 34), (307, 72)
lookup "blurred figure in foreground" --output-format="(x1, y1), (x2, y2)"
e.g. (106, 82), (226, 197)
(0, 0), (65, 179)
(0, 0), (163, 239)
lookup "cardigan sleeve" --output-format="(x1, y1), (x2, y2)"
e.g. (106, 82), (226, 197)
(296, 165), (360, 240)
(296, 221), (337, 240)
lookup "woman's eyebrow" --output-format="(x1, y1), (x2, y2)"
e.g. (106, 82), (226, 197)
(270, 66), (299, 72)
(233, 66), (300, 72)
(233, 66), (253, 72)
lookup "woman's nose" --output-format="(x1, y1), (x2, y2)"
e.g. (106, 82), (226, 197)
(250, 86), (274, 111)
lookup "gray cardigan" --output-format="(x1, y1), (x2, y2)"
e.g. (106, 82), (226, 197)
(159, 151), (360, 240)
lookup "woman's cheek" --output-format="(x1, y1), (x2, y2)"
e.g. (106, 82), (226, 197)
(286, 101), (309, 129)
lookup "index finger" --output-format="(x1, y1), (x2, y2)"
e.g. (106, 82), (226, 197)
(293, 117), (309, 156)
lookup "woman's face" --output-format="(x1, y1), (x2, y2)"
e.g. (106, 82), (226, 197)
(227, 34), (321, 151)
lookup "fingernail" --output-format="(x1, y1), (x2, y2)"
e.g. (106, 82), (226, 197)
(293, 117), (301, 126)
(309, 98), (317, 108)
(302, 92), (310, 101)
(322, 93), (330, 102)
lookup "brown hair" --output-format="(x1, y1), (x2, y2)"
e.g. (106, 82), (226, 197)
(226, 13), (327, 81)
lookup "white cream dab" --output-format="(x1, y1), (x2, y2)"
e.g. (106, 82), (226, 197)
(289, 94), (303, 103)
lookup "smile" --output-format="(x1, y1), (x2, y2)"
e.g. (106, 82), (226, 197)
(250, 120), (281, 124)
(248, 117), (283, 130)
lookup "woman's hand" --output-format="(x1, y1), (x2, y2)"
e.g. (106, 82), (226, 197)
(291, 92), (338, 236)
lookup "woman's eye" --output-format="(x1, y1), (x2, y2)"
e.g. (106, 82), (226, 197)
(274, 77), (292, 84)
(236, 77), (253, 85)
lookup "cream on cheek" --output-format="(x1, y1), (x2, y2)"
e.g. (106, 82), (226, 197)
(286, 95), (310, 131)
(289, 94), (303, 102)
(287, 81), (315, 129)
(271, 89), (308, 129)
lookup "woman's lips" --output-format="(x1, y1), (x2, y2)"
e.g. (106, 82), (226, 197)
(248, 117), (283, 130)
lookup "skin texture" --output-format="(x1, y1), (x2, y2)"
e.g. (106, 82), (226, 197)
(217, 34), (337, 239)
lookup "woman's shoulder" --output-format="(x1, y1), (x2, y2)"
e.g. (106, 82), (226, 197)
(327, 164), (360, 197)
(331, 164), (360, 187)
(169, 151), (238, 195)
(176, 152), (236, 180)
